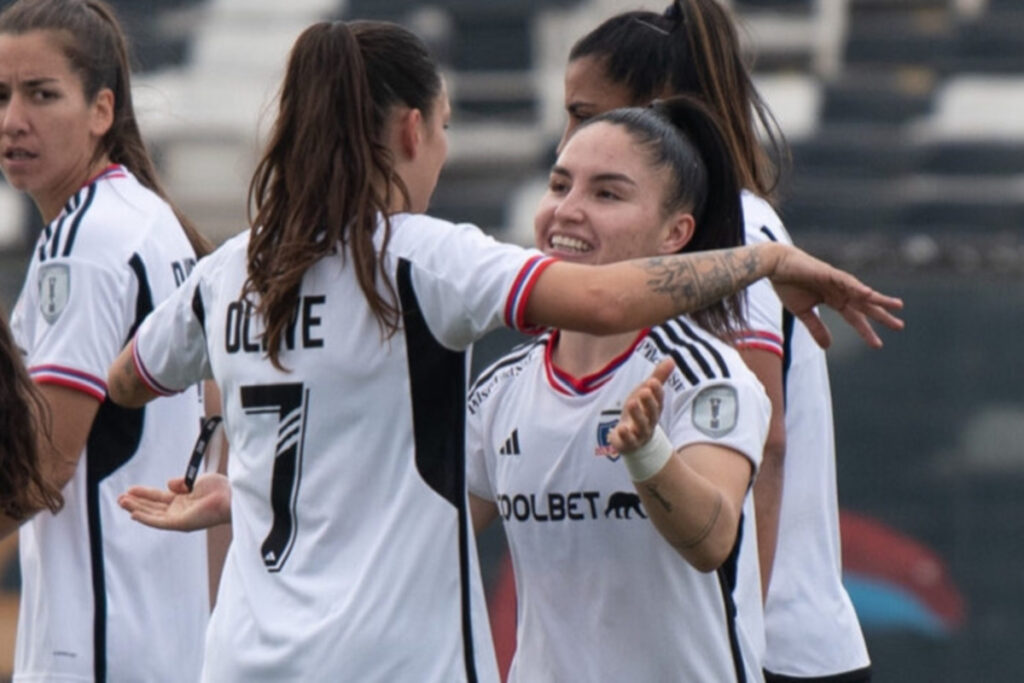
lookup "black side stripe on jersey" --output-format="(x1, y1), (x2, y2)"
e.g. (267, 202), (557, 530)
(781, 311), (795, 404)
(647, 329), (701, 385)
(397, 258), (479, 683)
(191, 286), (207, 336)
(651, 321), (720, 380)
(716, 514), (748, 683)
(675, 318), (730, 378)
(758, 226), (795, 403)
(468, 334), (546, 396)
(86, 401), (146, 683)
(61, 183), (97, 257)
(125, 254), (154, 343)
(84, 251), (156, 681)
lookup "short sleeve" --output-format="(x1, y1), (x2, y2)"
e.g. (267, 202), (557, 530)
(408, 221), (555, 350)
(664, 374), (771, 475)
(735, 278), (784, 358)
(20, 257), (130, 402)
(735, 195), (786, 358)
(465, 404), (495, 501)
(132, 264), (211, 395)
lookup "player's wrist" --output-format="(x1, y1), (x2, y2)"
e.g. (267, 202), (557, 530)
(620, 425), (673, 482)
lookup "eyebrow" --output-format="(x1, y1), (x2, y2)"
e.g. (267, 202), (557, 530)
(550, 166), (637, 186)
(22, 77), (59, 87)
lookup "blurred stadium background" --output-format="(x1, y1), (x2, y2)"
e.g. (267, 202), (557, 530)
(2, 0), (1023, 680)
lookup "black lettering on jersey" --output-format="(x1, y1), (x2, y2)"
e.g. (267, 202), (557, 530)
(224, 296), (326, 355)
(496, 491), (604, 522)
(300, 295), (324, 348)
(171, 258), (197, 287)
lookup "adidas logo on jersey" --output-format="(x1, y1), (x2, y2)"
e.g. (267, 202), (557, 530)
(499, 429), (521, 456)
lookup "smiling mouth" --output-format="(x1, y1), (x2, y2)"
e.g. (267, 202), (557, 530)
(3, 149), (37, 162)
(549, 234), (592, 253)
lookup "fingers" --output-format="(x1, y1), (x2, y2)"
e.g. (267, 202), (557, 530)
(167, 477), (190, 494)
(795, 310), (832, 349)
(862, 298), (904, 331)
(120, 486), (175, 504)
(651, 357), (675, 385)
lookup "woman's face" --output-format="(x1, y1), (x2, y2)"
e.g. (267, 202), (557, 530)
(406, 82), (450, 214)
(560, 55), (637, 151)
(534, 121), (692, 266)
(0, 30), (112, 213)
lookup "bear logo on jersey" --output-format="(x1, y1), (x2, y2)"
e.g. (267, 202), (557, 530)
(37, 263), (70, 324)
(595, 408), (620, 460)
(692, 384), (738, 438)
(604, 491), (646, 519)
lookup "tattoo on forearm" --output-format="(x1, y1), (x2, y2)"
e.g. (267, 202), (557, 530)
(640, 248), (761, 313)
(644, 483), (673, 513)
(673, 492), (723, 551)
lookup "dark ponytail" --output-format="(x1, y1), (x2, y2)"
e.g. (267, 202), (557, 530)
(569, 0), (787, 202)
(0, 309), (62, 519)
(583, 95), (745, 337)
(244, 20), (441, 369)
(0, 0), (212, 257)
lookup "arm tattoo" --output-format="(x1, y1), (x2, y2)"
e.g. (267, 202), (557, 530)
(673, 492), (723, 551)
(644, 483), (673, 513)
(640, 248), (761, 313)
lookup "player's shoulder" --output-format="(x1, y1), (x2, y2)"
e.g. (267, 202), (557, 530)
(741, 190), (792, 247)
(467, 333), (548, 415)
(191, 230), (250, 285)
(41, 167), (181, 265)
(387, 212), (503, 266)
(646, 316), (759, 392)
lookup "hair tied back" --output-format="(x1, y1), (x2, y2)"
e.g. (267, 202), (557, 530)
(662, 0), (684, 30)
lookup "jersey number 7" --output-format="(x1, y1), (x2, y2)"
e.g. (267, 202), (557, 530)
(240, 382), (310, 572)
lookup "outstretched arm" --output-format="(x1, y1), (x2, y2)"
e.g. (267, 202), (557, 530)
(527, 242), (903, 348)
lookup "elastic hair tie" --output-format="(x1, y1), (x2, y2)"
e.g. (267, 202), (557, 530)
(662, 1), (685, 30)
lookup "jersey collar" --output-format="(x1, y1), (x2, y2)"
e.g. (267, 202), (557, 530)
(543, 328), (649, 396)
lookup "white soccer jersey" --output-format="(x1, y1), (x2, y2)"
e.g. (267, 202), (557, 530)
(131, 213), (555, 682)
(467, 319), (771, 683)
(736, 191), (870, 678)
(9, 165), (209, 683)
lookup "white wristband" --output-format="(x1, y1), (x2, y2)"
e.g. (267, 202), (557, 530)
(621, 425), (674, 482)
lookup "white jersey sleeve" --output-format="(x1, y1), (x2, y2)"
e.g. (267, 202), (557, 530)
(398, 216), (554, 350)
(652, 317), (771, 472)
(15, 255), (132, 401)
(466, 404), (494, 501)
(664, 364), (770, 474)
(132, 254), (213, 395)
(734, 191), (788, 358)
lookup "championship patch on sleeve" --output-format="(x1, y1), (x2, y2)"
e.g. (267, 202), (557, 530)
(691, 384), (738, 438)
(37, 263), (70, 324)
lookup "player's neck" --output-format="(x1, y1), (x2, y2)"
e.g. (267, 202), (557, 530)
(552, 329), (641, 380)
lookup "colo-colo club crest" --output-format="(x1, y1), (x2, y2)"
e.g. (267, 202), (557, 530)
(594, 408), (620, 460)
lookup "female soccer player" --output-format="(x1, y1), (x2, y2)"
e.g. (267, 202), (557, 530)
(467, 97), (771, 682)
(563, 2), (872, 680)
(0, 1), (212, 680)
(109, 18), (900, 683)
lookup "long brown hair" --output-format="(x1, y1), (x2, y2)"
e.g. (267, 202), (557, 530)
(244, 20), (441, 369)
(0, 308), (62, 519)
(0, 0), (211, 256)
(570, 0), (787, 201)
(582, 95), (745, 337)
